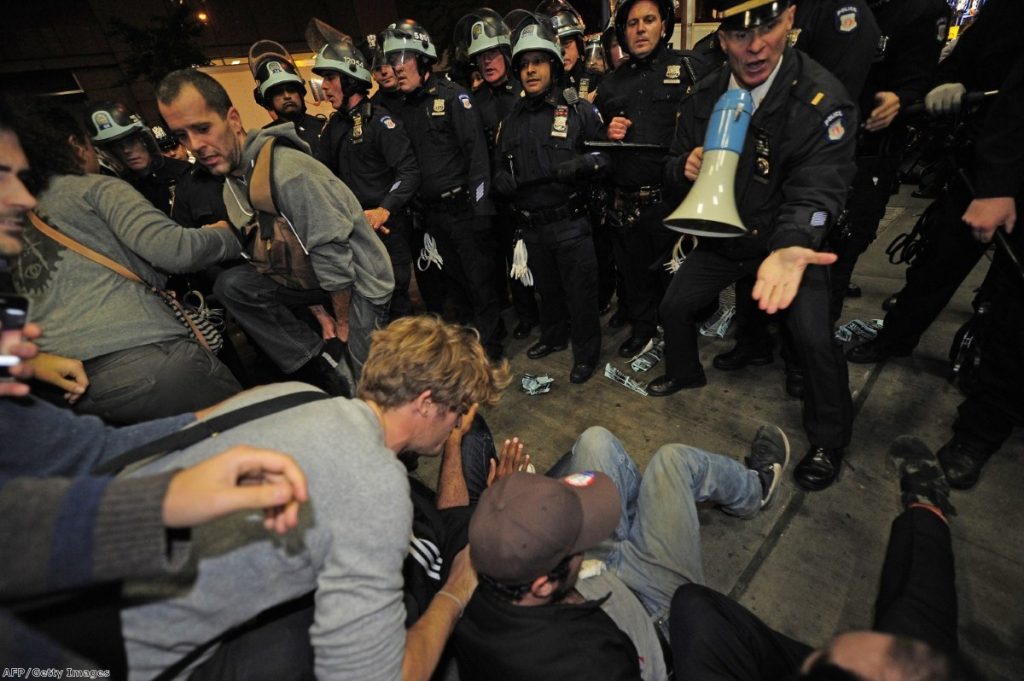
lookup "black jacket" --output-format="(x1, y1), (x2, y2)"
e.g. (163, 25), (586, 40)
(319, 99), (420, 213)
(665, 48), (857, 259)
(454, 582), (641, 681)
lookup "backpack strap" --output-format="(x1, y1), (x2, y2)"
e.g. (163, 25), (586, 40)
(93, 390), (331, 474)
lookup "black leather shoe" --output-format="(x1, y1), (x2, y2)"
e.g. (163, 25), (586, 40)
(712, 344), (773, 371)
(648, 372), (707, 396)
(608, 308), (628, 329)
(845, 282), (862, 298)
(785, 367), (804, 399)
(937, 438), (990, 490)
(527, 341), (568, 360)
(845, 338), (911, 364)
(618, 335), (651, 358)
(513, 320), (537, 339)
(794, 446), (844, 491)
(569, 363), (596, 384)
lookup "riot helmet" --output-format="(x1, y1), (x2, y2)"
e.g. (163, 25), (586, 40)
(507, 11), (563, 78)
(536, 0), (585, 39)
(86, 101), (146, 146)
(307, 19), (373, 89)
(584, 34), (607, 73)
(382, 20), (438, 67)
(249, 40), (307, 107)
(614, 0), (676, 56)
(454, 9), (512, 61)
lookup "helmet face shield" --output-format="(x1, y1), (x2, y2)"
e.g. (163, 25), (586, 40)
(382, 21), (437, 62)
(386, 50), (419, 69)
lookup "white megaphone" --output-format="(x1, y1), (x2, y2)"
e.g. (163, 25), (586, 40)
(664, 88), (753, 238)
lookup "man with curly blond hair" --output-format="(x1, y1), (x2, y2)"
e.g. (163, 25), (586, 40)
(120, 315), (510, 681)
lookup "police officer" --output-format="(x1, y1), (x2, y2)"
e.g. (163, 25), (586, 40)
(827, 0), (950, 318)
(847, 0), (1021, 365)
(594, 0), (707, 359)
(658, 0), (857, 492)
(313, 31), (421, 320)
(152, 123), (190, 162)
(456, 8), (540, 339)
(368, 33), (404, 112)
(383, 20), (504, 359)
(494, 13), (607, 384)
(537, 0), (602, 101)
(86, 101), (227, 229)
(250, 41), (326, 156)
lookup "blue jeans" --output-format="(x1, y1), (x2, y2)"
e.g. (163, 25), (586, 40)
(550, 426), (762, 628)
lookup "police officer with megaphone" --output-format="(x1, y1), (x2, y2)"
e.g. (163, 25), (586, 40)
(657, 0), (857, 493)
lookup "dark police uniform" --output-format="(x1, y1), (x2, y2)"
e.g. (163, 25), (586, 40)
(474, 76), (541, 334)
(594, 44), (706, 350)
(943, 52), (1024, 483)
(262, 113), (326, 162)
(319, 99), (421, 318)
(855, 0), (1021, 359)
(792, 0), (881, 101)
(661, 48), (857, 451)
(828, 0), (950, 318)
(171, 165), (229, 230)
(494, 86), (605, 370)
(394, 74), (503, 358)
(565, 60), (602, 100)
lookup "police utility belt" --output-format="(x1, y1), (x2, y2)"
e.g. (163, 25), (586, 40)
(419, 186), (472, 212)
(511, 196), (587, 229)
(614, 185), (663, 207)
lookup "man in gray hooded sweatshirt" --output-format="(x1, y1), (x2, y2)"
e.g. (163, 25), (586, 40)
(157, 68), (394, 395)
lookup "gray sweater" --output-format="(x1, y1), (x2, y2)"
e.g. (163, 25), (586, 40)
(14, 174), (241, 359)
(223, 126), (395, 303)
(120, 383), (411, 681)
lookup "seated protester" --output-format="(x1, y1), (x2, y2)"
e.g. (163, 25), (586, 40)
(454, 423), (791, 681)
(119, 316), (510, 681)
(86, 101), (229, 229)
(9, 97), (243, 425)
(669, 437), (958, 681)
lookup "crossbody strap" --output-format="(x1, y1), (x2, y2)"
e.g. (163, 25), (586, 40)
(94, 390), (331, 474)
(28, 211), (144, 283)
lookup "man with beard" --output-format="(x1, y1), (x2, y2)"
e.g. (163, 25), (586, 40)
(251, 44), (326, 158)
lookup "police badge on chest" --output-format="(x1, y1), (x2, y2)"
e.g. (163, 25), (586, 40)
(753, 128), (771, 182)
(551, 105), (569, 139)
(351, 114), (364, 144)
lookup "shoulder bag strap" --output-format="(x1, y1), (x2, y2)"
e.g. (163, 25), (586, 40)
(93, 390), (331, 475)
(28, 211), (144, 284)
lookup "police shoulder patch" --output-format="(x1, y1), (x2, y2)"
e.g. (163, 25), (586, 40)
(824, 110), (846, 143)
(458, 93), (473, 109)
(380, 115), (396, 129)
(835, 5), (859, 32)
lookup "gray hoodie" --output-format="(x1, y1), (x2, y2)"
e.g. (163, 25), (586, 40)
(223, 126), (395, 303)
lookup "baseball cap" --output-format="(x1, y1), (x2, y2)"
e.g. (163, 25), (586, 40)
(470, 470), (620, 585)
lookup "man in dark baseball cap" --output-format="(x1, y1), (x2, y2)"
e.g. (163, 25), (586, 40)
(454, 422), (791, 681)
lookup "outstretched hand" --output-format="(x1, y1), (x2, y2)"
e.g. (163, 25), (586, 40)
(487, 437), (532, 487)
(753, 247), (837, 314)
(163, 445), (309, 534)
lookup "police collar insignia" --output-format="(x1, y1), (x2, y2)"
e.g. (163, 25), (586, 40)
(824, 110), (845, 142)
(579, 78), (590, 98)
(787, 28), (801, 47)
(432, 98), (445, 116)
(458, 93), (473, 109)
(836, 6), (858, 33)
(551, 105), (569, 139)
(664, 64), (681, 84)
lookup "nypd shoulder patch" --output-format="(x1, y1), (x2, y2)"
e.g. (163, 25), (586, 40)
(380, 116), (396, 129)
(824, 110), (846, 143)
(835, 5), (859, 33)
(458, 93), (473, 110)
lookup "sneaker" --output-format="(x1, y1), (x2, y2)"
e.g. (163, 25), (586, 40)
(745, 424), (791, 509)
(888, 436), (956, 516)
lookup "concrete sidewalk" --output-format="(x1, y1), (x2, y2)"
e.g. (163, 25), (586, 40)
(418, 186), (1021, 680)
